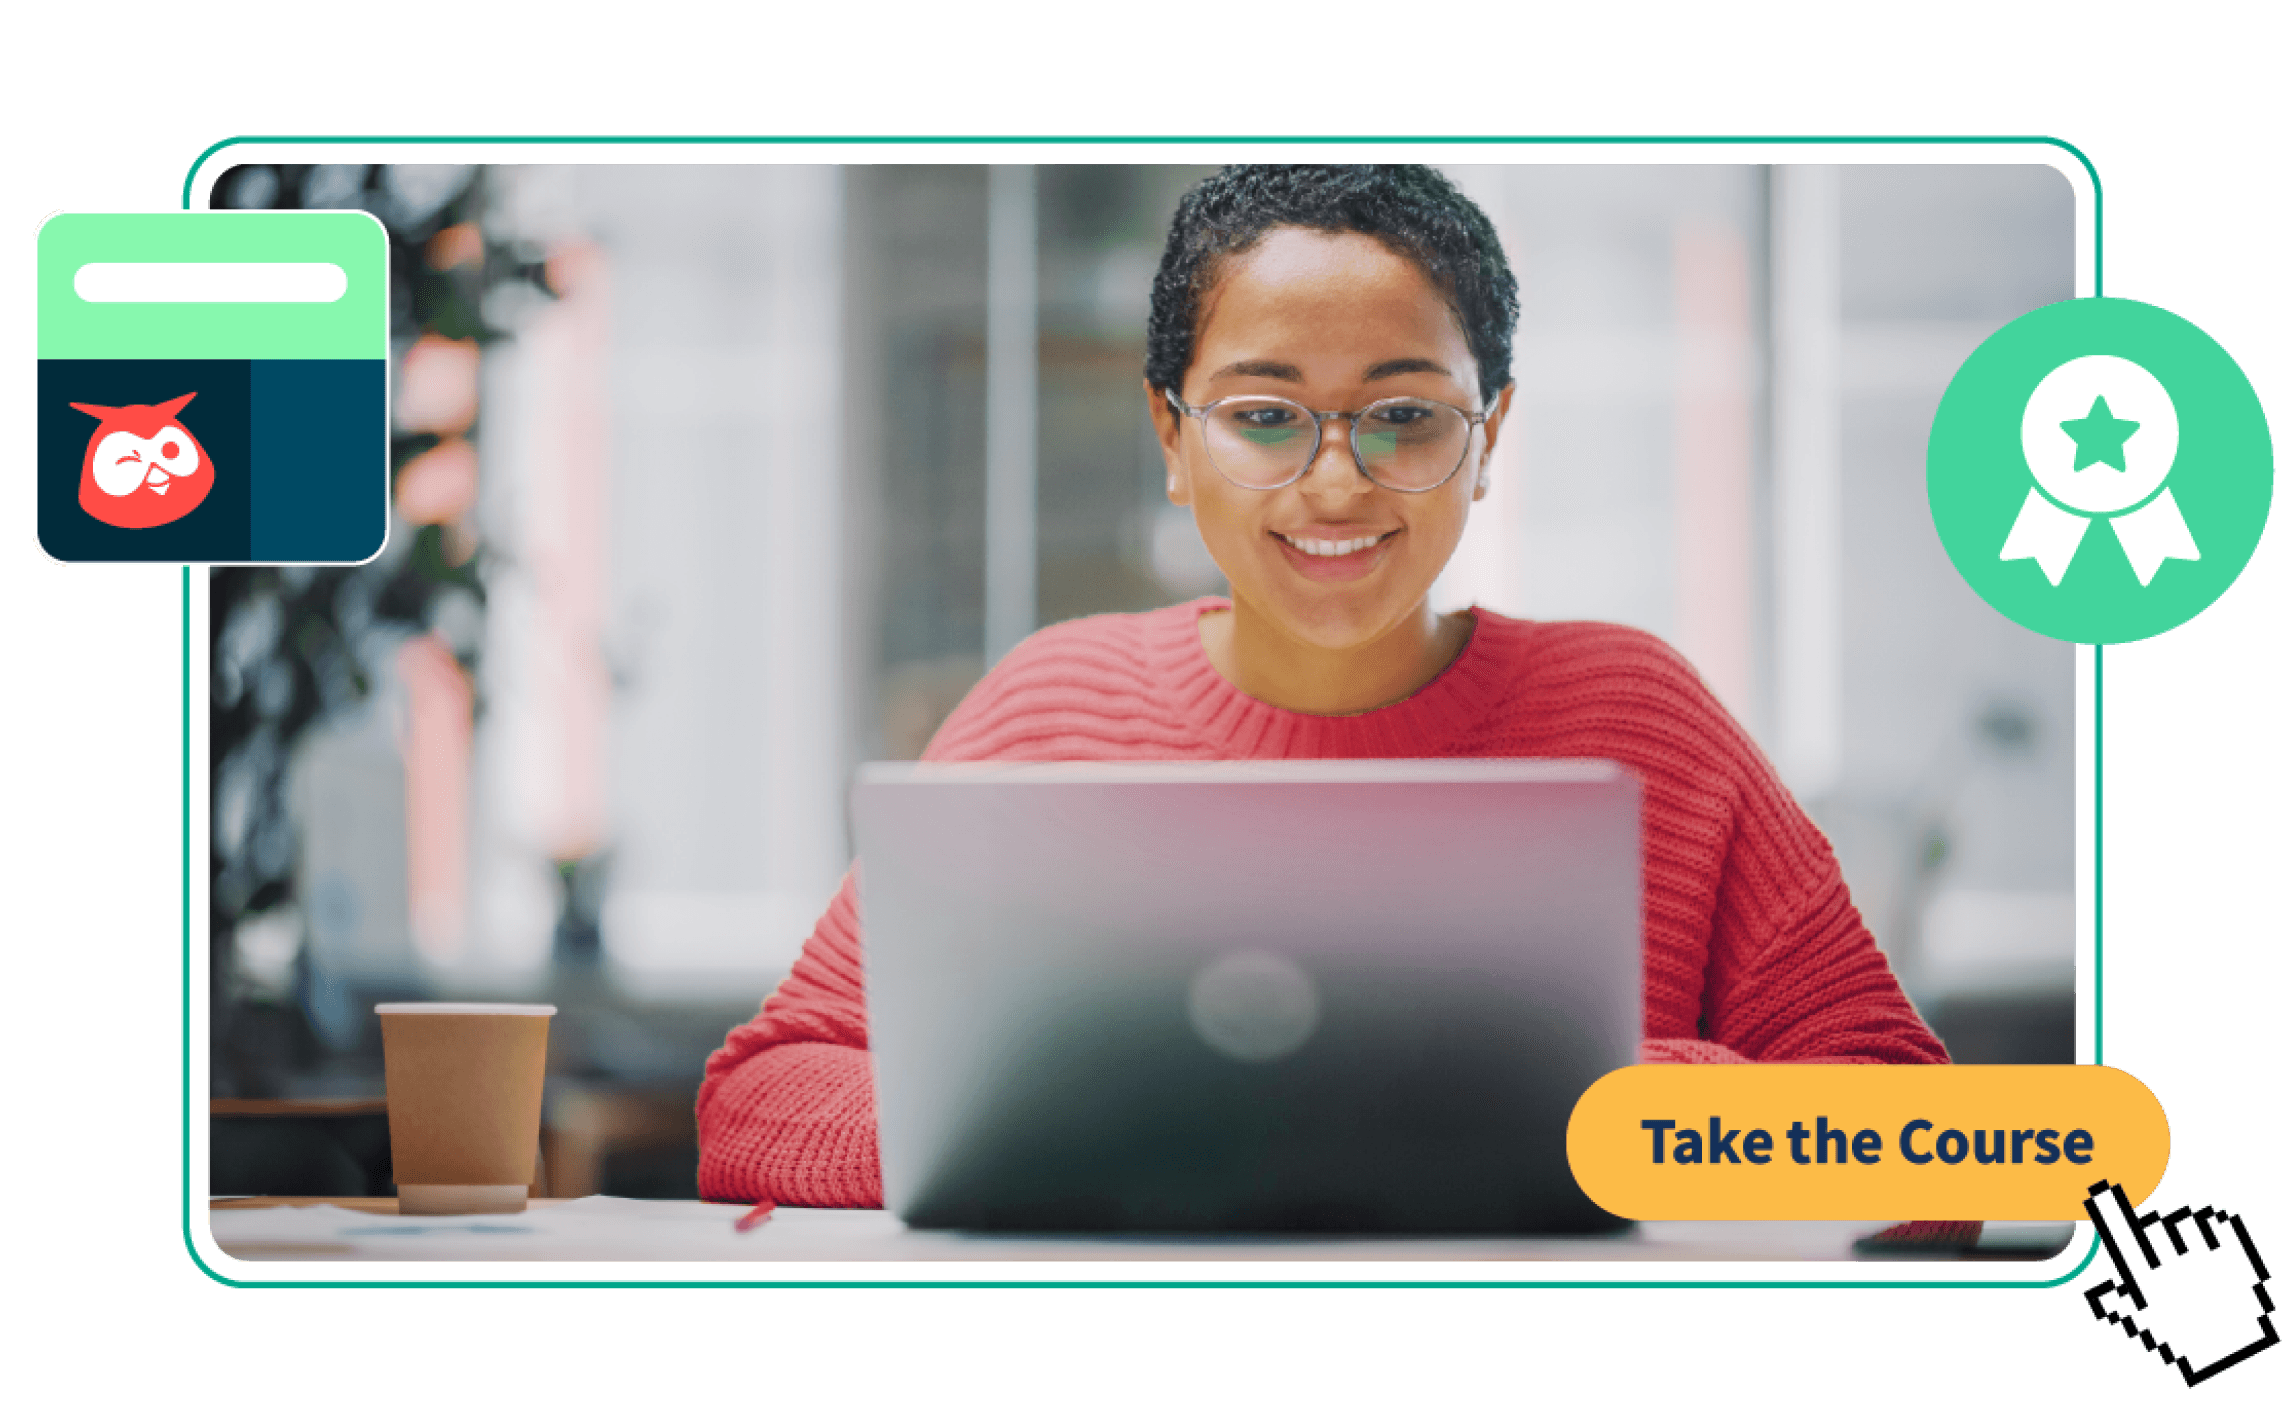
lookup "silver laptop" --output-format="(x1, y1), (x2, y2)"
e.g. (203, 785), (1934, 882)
(853, 760), (1641, 1233)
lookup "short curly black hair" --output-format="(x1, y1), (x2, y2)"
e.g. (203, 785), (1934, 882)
(1145, 164), (1520, 409)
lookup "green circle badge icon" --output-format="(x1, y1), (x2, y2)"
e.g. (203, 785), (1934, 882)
(1927, 298), (2272, 643)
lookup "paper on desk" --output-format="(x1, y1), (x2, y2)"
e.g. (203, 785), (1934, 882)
(208, 1195), (784, 1262)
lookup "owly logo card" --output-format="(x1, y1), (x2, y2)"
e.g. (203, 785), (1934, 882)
(37, 212), (389, 564)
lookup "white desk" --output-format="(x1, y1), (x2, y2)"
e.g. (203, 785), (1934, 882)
(208, 1197), (2068, 1265)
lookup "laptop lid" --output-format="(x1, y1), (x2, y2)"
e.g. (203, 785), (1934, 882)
(853, 759), (1642, 1233)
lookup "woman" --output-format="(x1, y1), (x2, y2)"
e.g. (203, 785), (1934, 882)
(697, 165), (1949, 1210)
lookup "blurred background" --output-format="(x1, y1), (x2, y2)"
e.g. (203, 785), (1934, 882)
(205, 161), (2076, 1199)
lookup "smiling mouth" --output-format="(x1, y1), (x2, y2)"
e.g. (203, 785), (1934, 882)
(1274, 530), (1395, 557)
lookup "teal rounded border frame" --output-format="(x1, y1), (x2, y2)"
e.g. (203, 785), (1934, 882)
(173, 130), (2101, 1288)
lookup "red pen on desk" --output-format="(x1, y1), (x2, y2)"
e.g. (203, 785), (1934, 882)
(735, 1199), (776, 1233)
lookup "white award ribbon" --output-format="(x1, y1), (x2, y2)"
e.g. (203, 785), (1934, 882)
(2001, 355), (2199, 588)
(2001, 484), (2200, 587)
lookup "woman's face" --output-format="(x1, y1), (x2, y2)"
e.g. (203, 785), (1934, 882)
(1153, 226), (1510, 653)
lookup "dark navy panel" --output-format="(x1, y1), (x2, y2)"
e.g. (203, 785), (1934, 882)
(250, 360), (389, 563)
(38, 359), (253, 563)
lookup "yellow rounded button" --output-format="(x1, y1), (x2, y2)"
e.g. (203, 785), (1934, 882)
(1565, 1065), (2167, 1220)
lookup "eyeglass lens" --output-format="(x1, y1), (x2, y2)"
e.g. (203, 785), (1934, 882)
(1201, 397), (1470, 491)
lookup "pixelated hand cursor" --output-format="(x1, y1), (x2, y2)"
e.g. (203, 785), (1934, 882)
(2083, 1179), (2279, 1386)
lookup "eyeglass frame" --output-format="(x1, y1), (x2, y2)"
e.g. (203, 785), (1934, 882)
(1162, 389), (1494, 493)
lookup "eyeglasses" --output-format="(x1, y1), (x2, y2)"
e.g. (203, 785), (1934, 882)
(1164, 391), (1491, 493)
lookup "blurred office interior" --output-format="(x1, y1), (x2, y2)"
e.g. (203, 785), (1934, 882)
(206, 160), (2076, 1198)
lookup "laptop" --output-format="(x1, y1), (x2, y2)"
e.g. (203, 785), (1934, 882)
(852, 759), (1641, 1234)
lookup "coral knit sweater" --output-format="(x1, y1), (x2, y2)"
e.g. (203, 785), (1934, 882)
(697, 599), (1949, 1208)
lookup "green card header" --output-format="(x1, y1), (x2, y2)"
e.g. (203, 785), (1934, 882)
(38, 211), (387, 361)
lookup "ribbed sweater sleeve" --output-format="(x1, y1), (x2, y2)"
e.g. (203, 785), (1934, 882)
(694, 601), (1949, 1207)
(1563, 627), (1947, 1068)
(690, 629), (1144, 1207)
(695, 872), (882, 1206)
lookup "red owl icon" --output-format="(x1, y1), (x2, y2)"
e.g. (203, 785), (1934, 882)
(71, 392), (214, 529)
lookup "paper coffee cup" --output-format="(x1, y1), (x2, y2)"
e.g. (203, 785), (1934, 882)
(376, 1003), (555, 1215)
